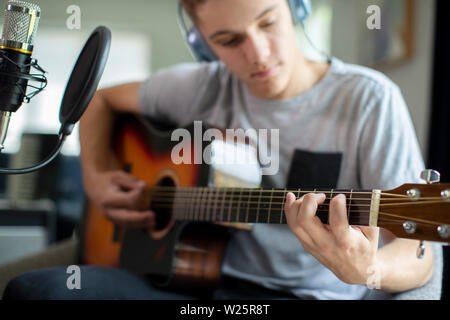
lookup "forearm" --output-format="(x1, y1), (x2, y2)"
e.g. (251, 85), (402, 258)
(376, 238), (434, 293)
(79, 82), (141, 181)
(79, 90), (120, 177)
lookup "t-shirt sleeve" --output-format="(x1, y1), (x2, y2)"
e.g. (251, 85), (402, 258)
(358, 82), (425, 190)
(137, 62), (222, 126)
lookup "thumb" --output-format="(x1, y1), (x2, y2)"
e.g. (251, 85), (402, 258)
(357, 226), (380, 243)
(112, 172), (146, 190)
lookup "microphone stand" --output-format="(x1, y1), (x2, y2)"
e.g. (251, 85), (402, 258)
(0, 111), (11, 151)
(0, 124), (73, 175)
(0, 25), (110, 175)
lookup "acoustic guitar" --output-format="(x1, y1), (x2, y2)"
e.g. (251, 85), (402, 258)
(82, 114), (450, 288)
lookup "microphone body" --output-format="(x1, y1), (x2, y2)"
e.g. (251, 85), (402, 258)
(0, 1), (41, 151)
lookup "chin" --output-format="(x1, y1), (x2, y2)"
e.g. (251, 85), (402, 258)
(251, 79), (287, 100)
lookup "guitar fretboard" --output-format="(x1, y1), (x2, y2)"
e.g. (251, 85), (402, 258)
(150, 187), (374, 226)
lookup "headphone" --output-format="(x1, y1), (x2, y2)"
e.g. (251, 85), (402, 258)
(177, 0), (313, 62)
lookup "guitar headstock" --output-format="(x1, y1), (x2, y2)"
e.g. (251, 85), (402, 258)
(379, 171), (450, 243)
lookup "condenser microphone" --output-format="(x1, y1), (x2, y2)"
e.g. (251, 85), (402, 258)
(0, 1), (47, 151)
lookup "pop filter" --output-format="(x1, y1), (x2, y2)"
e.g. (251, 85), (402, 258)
(0, 26), (111, 174)
(60, 26), (111, 135)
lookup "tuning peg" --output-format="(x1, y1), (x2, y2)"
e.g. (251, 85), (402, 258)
(417, 241), (426, 259)
(420, 170), (440, 184)
(442, 189), (450, 201)
(438, 225), (450, 239)
(403, 221), (417, 234)
(406, 188), (420, 200)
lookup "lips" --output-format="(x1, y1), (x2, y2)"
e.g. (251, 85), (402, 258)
(251, 63), (280, 79)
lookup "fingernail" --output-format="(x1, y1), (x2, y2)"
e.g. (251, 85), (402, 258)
(317, 193), (326, 198)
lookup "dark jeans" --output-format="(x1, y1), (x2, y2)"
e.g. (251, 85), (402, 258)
(2, 266), (298, 300)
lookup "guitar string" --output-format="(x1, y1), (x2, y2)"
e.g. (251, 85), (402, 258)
(148, 204), (441, 228)
(145, 185), (419, 199)
(377, 211), (446, 226)
(146, 186), (445, 202)
(139, 187), (447, 225)
(148, 186), (374, 195)
(150, 192), (442, 202)
(148, 202), (440, 227)
(152, 202), (367, 224)
(149, 194), (445, 207)
(149, 198), (445, 224)
(149, 199), (445, 226)
(147, 185), (390, 197)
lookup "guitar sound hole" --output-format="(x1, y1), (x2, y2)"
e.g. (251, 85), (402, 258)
(151, 177), (175, 230)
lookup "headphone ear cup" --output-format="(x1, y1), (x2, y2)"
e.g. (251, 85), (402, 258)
(186, 27), (218, 62)
(287, 0), (312, 25)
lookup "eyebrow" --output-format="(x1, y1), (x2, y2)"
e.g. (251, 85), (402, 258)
(208, 4), (279, 40)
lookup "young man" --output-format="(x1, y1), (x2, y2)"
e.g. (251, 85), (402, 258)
(3, 0), (435, 300)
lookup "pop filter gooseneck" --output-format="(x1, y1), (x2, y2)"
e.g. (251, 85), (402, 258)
(0, 26), (111, 175)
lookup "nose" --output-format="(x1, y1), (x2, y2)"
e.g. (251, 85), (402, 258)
(242, 31), (271, 66)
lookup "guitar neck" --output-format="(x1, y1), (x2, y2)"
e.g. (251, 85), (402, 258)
(150, 187), (380, 227)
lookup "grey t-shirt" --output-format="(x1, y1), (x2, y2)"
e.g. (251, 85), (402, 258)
(138, 57), (425, 299)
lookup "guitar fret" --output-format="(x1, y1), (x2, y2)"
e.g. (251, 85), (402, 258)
(188, 188), (195, 221)
(238, 189), (248, 223)
(213, 188), (219, 222)
(255, 189), (262, 223)
(267, 188), (274, 224)
(199, 188), (205, 221)
(200, 188), (206, 221)
(202, 187), (208, 222)
(348, 189), (353, 222)
(328, 189), (334, 225)
(259, 189), (270, 223)
(350, 192), (372, 226)
(207, 188), (213, 222)
(188, 188), (194, 221)
(280, 188), (286, 224)
(174, 189), (182, 220)
(163, 187), (372, 227)
(209, 188), (217, 221)
(204, 188), (210, 222)
(220, 188), (227, 222)
(191, 188), (196, 221)
(196, 188), (203, 221)
(227, 189), (234, 222)
(236, 189), (242, 223)
(245, 190), (251, 223)
(206, 187), (211, 222)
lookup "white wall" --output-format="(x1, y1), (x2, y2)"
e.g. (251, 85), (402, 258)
(0, 0), (194, 154)
(331, 0), (436, 159)
(0, 0), (193, 71)
(0, 0), (437, 158)
(382, 0), (436, 160)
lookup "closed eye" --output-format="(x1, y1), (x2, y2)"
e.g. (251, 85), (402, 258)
(219, 36), (244, 47)
(260, 19), (277, 28)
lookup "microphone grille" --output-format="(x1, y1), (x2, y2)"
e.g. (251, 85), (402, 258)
(2, 1), (41, 45)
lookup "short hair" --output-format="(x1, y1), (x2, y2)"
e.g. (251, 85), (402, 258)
(180, 0), (209, 23)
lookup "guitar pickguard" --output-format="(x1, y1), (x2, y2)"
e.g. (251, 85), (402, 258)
(120, 222), (188, 287)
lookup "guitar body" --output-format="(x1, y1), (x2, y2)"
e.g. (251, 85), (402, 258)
(82, 114), (259, 287)
(81, 114), (450, 289)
